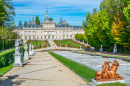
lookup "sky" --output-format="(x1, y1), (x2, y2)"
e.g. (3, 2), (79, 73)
(13, 0), (103, 26)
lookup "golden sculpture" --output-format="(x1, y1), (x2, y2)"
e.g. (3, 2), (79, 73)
(95, 60), (124, 81)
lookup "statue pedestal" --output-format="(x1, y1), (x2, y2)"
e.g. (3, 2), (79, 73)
(13, 53), (23, 67)
(113, 48), (117, 53)
(32, 49), (34, 55)
(92, 78), (126, 85)
(100, 48), (103, 52)
(29, 50), (32, 55)
(24, 51), (29, 60)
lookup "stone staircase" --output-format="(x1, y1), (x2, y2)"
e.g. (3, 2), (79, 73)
(48, 40), (58, 48)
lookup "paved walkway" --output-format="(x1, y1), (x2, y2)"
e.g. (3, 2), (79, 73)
(1, 52), (88, 86)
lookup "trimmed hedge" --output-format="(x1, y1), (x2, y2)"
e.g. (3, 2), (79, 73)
(0, 46), (24, 68)
(0, 49), (15, 68)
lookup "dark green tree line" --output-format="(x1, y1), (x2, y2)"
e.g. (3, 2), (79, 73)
(82, 0), (130, 53)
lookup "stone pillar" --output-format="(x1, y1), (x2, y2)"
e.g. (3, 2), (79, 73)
(32, 45), (34, 55)
(66, 44), (67, 48)
(24, 44), (29, 60)
(113, 43), (117, 53)
(87, 41), (88, 45)
(83, 40), (84, 43)
(29, 43), (32, 55)
(13, 40), (23, 67)
(100, 44), (103, 52)
(42, 45), (43, 48)
(60, 44), (61, 47)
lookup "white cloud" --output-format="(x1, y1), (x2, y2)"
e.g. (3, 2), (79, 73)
(12, 0), (103, 25)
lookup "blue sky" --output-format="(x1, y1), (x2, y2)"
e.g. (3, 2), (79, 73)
(13, 0), (103, 26)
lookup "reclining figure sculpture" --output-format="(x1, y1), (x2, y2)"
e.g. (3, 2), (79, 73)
(95, 60), (124, 81)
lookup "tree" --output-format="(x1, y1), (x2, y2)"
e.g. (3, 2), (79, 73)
(121, 0), (130, 23)
(49, 18), (53, 21)
(19, 20), (22, 26)
(35, 16), (40, 25)
(0, 0), (15, 27)
(111, 12), (130, 48)
(24, 21), (27, 26)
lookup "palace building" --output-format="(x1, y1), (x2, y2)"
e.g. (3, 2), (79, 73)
(13, 8), (84, 43)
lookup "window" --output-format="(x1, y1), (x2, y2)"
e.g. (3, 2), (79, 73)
(33, 36), (35, 39)
(44, 36), (46, 40)
(48, 36), (50, 39)
(59, 36), (61, 39)
(29, 36), (31, 39)
(25, 36), (27, 40)
(63, 31), (65, 35)
(41, 36), (42, 39)
(63, 36), (65, 39)
(37, 36), (39, 39)
(24, 31), (27, 35)
(56, 36), (57, 39)
(52, 36), (54, 39)
(67, 36), (68, 39)
(70, 35), (72, 39)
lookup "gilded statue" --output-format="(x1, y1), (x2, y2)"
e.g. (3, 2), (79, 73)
(95, 60), (124, 81)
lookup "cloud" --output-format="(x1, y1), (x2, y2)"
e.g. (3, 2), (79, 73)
(12, 0), (103, 25)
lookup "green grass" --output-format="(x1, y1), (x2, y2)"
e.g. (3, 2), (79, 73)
(32, 40), (45, 46)
(0, 63), (13, 76)
(97, 82), (127, 86)
(48, 52), (96, 82)
(58, 40), (80, 47)
(74, 51), (130, 59)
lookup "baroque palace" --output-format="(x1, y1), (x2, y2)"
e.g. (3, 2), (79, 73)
(13, 8), (84, 43)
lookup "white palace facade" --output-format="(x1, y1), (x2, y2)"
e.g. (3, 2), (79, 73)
(13, 9), (84, 43)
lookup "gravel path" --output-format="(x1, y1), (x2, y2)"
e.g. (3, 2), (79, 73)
(0, 52), (88, 86)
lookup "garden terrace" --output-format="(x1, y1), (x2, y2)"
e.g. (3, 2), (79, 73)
(54, 39), (90, 49)
(25, 40), (51, 49)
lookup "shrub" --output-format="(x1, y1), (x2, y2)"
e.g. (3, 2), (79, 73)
(0, 49), (15, 68)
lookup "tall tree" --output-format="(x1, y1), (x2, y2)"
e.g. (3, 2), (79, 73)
(19, 20), (22, 26)
(35, 16), (40, 25)
(24, 21), (27, 26)
(121, 0), (130, 23)
(0, 0), (15, 27)
(49, 18), (53, 21)
(111, 12), (130, 48)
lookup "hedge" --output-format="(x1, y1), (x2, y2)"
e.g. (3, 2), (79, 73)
(0, 46), (24, 68)
(0, 49), (15, 68)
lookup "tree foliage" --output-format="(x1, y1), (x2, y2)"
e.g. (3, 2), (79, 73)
(19, 20), (22, 26)
(49, 18), (53, 22)
(35, 16), (40, 25)
(83, 0), (130, 52)
(24, 21), (27, 26)
(0, 0), (17, 50)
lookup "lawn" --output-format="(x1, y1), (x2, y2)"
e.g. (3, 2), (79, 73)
(32, 40), (45, 47)
(0, 63), (13, 76)
(49, 52), (96, 82)
(59, 40), (80, 47)
(97, 82), (127, 86)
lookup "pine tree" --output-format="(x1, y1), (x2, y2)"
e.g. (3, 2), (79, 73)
(24, 21), (27, 26)
(19, 20), (22, 26)
(49, 18), (53, 21)
(35, 16), (40, 25)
